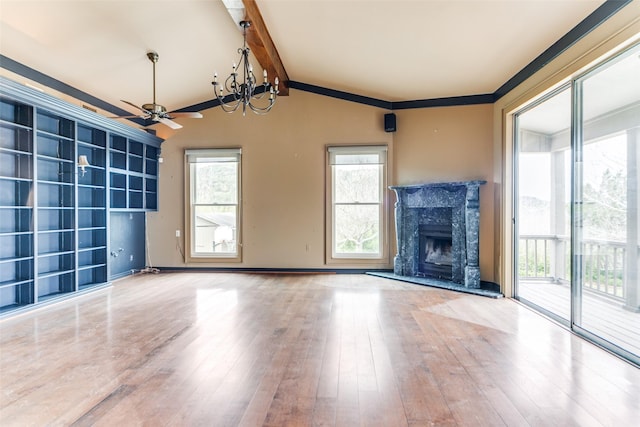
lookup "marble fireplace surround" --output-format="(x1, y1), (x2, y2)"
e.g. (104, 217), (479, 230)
(369, 180), (502, 298)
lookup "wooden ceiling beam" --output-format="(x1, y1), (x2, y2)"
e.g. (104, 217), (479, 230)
(242, 0), (289, 95)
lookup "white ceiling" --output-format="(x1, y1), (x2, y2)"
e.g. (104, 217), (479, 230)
(0, 0), (610, 120)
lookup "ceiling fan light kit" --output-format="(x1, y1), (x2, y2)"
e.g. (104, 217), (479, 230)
(112, 51), (203, 129)
(212, 20), (279, 116)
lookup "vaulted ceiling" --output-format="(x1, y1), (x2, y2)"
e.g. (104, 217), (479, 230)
(0, 0), (621, 125)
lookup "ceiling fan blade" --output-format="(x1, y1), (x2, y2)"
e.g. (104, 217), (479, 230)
(121, 100), (149, 113)
(107, 114), (147, 119)
(168, 112), (203, 119)
(158, 117), (183, 129)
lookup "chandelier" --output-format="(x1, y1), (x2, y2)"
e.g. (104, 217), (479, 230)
(212, 20), (279, 115)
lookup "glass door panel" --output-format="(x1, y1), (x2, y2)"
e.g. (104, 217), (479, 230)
(515, 86), (572, 322)
(575, 47), (640, 360)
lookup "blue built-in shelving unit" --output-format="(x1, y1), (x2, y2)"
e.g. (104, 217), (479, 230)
(0, 76), (162, 315)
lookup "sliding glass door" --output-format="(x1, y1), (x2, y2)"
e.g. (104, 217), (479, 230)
(573, 48), (640, 362)
(515, 43), (640, 365)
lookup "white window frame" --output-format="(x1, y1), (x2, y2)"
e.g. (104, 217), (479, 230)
(184, 148), (241, 263)
(326, 145), (389, 264)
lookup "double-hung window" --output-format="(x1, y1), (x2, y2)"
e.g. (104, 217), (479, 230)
(328, 145), (388, 261)
(185, 148), (241, 262)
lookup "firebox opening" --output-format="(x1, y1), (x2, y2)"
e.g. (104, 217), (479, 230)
(418, 224), (453, 281)
(424, 238), (452, 266)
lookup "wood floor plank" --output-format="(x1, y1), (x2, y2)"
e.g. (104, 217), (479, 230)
(1, 272), (639, 426)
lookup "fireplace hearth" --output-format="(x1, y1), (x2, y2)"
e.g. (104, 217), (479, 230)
(368, 180), (502, 298)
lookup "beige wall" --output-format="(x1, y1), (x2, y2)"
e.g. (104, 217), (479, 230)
(393, 105), (495, 282)
(148, 91), (393, 269)
(148, 92), (496, 280)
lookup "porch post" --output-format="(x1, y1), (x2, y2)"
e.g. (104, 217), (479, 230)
(624, 128), (639, 312)
(551, 150), (567, 283)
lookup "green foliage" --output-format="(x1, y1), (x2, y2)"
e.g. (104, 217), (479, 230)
(518, 239), (550, 277)
(194, 162), (238, 205)
(582, 168), (626, 241)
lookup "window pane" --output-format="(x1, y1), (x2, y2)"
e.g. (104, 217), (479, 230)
(187, 148), (241, 260)
(334, 164), (380, 203)
(194, 205), (237, 254)
(193, 162), (237, 205)
(334, 204), (379, 255)
(333, 153), (381, 165)
(515, 85), (571, 322)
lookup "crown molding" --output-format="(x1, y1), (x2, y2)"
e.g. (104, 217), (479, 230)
(1, 0), (632, 115)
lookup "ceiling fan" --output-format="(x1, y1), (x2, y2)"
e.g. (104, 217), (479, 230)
(112, 51), (202, 129)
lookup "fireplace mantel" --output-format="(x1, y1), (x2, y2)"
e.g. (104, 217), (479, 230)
(391, 180), (486, 289)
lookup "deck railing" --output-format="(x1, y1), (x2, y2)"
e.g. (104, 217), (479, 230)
(519, 235), (628, 301)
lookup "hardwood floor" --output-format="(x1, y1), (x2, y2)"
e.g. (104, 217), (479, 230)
(1, 272), (639, 426)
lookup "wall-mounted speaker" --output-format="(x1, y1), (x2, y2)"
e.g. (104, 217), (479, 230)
(384, 113), (396, 132)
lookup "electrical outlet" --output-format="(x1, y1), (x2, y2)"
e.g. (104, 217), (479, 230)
(175, 230), (181, 237)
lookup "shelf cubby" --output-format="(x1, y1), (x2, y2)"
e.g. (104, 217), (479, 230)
(78, 186), (106, 208)
(0, 281), (34, 312)
(129, 191), (143, 209)
(77, 168), (106, 187)
(36, 158), (75, 184)
(129, 140), (143, 156)
(77, 125), (106, 148)
(37, 133), (74, 161)
(0, 98), (32, 127)
(109, 135), (127, 171)
(37, 271), (75, 299)
(0, 178), (33, 207)
(78, 228), (106, 250)
(0, 208), (32, 234)
(78, 247), (107, 267)
(1, 124), (33, 153)
(77, 145), (106, 169)
(78, 208), (106, 229)
(38, 230), (74, 255)
(0, 151), (32, 180)
(36, 182), (74, 207)
(1, 256), (34, 278)
(0, 233), (33, 261)
(129, 175), (143, 191)
(129, 155), (143, 173)
(78, 265), (107, 288)
(110, 172), (127, 208)
(36, 111), (73, 139)
(145, 158), (157, 176)
(37, 208), (74, 232)
(145, 178), (157, 210)
(38, 252), (74, 276)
